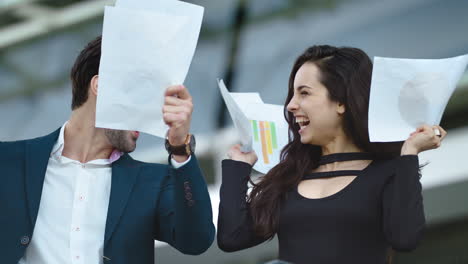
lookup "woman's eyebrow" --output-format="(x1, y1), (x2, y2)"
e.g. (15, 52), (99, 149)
(296, 85), (312, 91)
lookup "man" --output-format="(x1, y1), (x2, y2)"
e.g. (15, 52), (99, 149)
(0, 36), (215, 264)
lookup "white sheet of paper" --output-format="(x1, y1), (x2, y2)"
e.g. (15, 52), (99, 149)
(115, 0), (204, 77)
(368, 54), (468, 142)
(218, 79), (289, 174)
(218, 79), (253, 152)
(96, 1), (204, 138)
(230, 92), (264, 109)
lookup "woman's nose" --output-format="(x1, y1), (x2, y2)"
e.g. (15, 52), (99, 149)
(287, 97), (299, 112)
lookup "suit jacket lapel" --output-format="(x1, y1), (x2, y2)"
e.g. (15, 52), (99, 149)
(24, 128), (61, 227)
(104, 154), (139, 245)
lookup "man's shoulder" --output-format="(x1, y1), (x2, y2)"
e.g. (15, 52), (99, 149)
(0, 129), (60, 160)
(1, 128), (60, 145)
(0, 138), (28, 159)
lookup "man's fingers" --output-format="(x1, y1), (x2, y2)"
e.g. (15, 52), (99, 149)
(163, 112), (187, 126)
(162, 105), (191, 125)
(164, 95), (193, 108)
(162, 105), (189, 114)
(165, 85), (183, 96)
(165, 85), (192, 100)
(164, 96), (183, 105)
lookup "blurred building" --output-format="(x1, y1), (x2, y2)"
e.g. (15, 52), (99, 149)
(1, 0), (467, 263)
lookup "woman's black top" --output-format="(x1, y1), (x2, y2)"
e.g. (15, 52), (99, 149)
(217, 153), (425, 264)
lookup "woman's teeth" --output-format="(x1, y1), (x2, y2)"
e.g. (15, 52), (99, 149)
(296, 117), (310, 127)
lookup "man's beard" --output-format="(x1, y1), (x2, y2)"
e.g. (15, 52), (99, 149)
(104, 129), (136, 153)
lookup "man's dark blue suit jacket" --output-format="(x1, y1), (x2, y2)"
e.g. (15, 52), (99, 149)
(0, 128), (215, 264)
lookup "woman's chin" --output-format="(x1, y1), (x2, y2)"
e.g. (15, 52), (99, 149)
(299, 134), (311, 144)
(300, 132), (321, 146)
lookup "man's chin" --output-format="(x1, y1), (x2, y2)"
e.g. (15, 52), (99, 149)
(125, 145), (137, 153)
(115, 143), (137, 154)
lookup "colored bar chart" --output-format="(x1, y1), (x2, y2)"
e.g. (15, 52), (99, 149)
(251, 120), (279, 164)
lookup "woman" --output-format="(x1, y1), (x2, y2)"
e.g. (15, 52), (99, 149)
(217, 45), (446, 264)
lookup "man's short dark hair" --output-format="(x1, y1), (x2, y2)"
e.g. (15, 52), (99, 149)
(70, 36), (102, 110)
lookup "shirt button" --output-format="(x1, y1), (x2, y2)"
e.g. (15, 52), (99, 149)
(185, 192), (193, 200)
(20, 236), (30, 245)
(183, 181), (190, 188)
(75, 227), (80, 231)
(79, 196), (84, 201)
(75, 256), (80, 259)
(187, 200), (195, 207)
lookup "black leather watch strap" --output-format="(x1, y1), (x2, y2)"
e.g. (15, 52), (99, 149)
(165, 134), (195, 156)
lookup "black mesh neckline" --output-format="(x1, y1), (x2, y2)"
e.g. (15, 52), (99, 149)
(303, 152), (374, 180)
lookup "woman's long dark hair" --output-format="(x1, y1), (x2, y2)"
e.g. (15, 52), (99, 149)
(248, 45), (403, 239)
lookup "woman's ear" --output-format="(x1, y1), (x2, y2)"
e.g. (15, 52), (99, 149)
(337, 102), (346, 115)
(90, 75), (99, 96)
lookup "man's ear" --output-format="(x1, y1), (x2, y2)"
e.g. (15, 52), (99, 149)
(90, 75), (99, 96)
(337, 102), (346, 115)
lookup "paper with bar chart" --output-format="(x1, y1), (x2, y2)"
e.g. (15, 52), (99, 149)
(218, 79), (288, 174)
(243, 103), (288, 173)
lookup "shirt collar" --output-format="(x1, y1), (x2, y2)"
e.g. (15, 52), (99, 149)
(50, 121), (124, 165)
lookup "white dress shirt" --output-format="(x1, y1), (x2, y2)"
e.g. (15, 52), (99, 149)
(18, 123), (189, 264)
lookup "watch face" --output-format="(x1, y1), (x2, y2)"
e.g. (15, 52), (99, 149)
(165, 139), (170, 150)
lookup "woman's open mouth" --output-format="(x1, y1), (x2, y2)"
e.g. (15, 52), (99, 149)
(296, 117), (310, 130)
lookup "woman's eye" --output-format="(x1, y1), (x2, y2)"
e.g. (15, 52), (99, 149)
(300, 91), (309, 96)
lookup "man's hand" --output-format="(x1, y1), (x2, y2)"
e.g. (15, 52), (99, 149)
(163, 85), (193, 162)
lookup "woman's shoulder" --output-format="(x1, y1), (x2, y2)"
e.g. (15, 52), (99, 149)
(371, 155), (420, 175)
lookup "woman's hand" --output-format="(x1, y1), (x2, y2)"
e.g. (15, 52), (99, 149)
(401, 124), (447, 155)
(227, 144), (258, 166)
